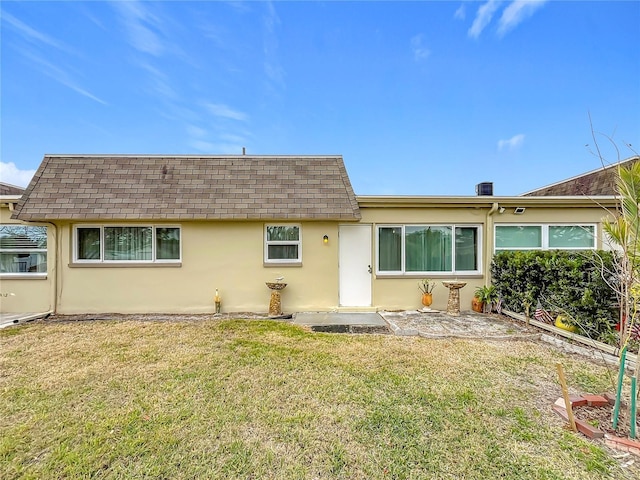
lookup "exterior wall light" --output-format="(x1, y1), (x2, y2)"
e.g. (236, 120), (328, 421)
(323, 235), (329, 244)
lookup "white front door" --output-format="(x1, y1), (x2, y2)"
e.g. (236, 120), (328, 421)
(339, 224), (372, 307)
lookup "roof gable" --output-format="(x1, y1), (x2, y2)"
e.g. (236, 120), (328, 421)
(13, 155), (361, 221)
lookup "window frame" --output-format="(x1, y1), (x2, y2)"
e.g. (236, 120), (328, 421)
(72, 225), (182, 264)
(494, 223), (597, 252)
(264, 224), (302, 264)
(376, 224), (482, 276)
(0, 224), (48, 277)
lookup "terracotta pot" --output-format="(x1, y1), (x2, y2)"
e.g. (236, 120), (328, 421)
(471, 297), (484, 313)
(421, 293), (433, 307)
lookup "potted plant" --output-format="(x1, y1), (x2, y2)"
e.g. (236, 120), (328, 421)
(418, 279), (435, 307)
(473, 285), (498, 313)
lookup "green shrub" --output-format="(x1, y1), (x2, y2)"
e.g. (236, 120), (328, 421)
(491, 250), (618, 340)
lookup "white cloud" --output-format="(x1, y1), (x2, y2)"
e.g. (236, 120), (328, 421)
(498, 0), (548, 37)
(188, 140), (217, 152)
(19, 49), (107, 105)
(262, 2), (285, 89)
(186, 125), (208, 138)
(410, 34), (431, 62)
(498, 133), (525, 151)
(454, 4), (466, 20)
(2, 11), (68, 51)
(112, 0), (165, 56)
(3, 11), (105, 104)
(0, 162), (36, 187)
(468, 0), (502, 39)
(204, 103), (248, 122)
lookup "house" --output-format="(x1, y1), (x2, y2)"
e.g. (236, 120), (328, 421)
(523, 156), (639, 196)
(1, 154), (622, 314)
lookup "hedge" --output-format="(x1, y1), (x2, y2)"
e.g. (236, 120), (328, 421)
(491, 250), (618, 341)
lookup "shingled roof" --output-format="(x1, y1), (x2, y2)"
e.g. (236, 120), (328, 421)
(0, 182), (25, 196)
(523, 156), (640, 197)
(12, 155), (361, 221)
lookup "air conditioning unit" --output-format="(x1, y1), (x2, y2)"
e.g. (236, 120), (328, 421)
(476, 182), (493, 196)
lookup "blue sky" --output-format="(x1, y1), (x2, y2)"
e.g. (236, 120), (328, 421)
(1, 1), (639, 195)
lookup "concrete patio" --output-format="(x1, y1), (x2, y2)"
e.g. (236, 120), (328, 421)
(380, 309), (538, 340)
(292, 309), (537, 339)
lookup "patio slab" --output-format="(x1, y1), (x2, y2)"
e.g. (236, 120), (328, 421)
(380, 310), (538, 340)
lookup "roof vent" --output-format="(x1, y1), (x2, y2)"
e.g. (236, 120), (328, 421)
(476, 182), (493, 196)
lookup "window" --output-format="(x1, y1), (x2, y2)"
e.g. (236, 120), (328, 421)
(377, 225), (481, 275)
(0, 225), (47, 276)
(265, 225), (301, 263)
(495, 224), (595, 252)
(495, 226), (542, 251)
(74, 226), (181, 263)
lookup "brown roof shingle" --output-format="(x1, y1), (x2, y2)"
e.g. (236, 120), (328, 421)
(12, 155), (361, 221)
(0, 182), (25, 196)
(523, 156), (640, 197)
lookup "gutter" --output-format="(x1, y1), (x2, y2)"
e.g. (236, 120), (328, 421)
(355, 195), (619, 208)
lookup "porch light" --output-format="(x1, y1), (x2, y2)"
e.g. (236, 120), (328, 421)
(323, 235), (329, 244)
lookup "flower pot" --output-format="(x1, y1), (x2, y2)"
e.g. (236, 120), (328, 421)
(471, 296), (484, 313)
(555, 315), (579, 333)
(421, 293), (433, 307)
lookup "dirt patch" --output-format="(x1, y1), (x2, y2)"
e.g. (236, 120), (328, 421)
(574, 402), (637, 438)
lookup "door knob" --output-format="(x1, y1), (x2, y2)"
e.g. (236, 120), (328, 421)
(367, 265), (372, 274)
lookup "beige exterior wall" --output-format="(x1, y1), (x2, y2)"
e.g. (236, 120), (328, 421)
(360, 201), (612, 313)
(0, 202), (54, 313)
(54, 220), (340, 314)
(3, 196), (616, 315)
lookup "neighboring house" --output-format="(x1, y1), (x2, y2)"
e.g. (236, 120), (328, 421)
(523, 156), (640, 196)
(1, 154), (622, 314)
(0, 182), (26, 196)
(1, 182), (54, 313)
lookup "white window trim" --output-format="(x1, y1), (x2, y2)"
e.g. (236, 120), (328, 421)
(376, 224), (483, 276)
(494, 223), (597, 252)
(0, 225), (48, 278)
(73, 225), (182, 264)
(264, 224), (302, 264)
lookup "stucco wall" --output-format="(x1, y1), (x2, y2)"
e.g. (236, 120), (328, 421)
(54, 221), (339, 314)
(361, 203), (611, 313)
(0, 203), (54, 313)
(3, 199), (614, 315)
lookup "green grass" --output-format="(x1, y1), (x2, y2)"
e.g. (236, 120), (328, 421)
(0, 319), (631, 479)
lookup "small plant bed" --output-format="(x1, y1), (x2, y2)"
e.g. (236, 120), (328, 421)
(553, 394), (640, 456)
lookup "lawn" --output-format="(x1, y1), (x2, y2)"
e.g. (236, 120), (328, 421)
(0, 319), (633, 479)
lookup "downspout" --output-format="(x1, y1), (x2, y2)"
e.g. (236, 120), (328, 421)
(485, 203), (499, 284)
(41, 222), (58, 314)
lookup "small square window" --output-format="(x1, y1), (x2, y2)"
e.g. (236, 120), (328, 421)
(265, 225), (301, 263)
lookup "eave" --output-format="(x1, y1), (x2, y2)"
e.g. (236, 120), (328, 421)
(356, 195), (620, 209)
